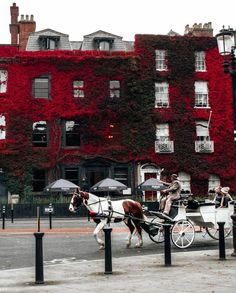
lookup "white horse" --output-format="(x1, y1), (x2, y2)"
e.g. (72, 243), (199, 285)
(69, 190), (145, 249)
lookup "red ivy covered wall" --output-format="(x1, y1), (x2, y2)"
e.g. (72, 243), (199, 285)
(134, 35), (236, 194)
(0, 36), (236, 195)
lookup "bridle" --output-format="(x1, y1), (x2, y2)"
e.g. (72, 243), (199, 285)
(72, 192), (110, 215)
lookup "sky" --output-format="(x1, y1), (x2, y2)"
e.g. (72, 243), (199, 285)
(0, 0), (236, 44)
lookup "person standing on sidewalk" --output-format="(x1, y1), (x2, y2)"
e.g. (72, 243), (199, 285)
(159, 174), (182, 218)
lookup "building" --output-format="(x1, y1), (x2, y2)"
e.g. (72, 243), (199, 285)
(0, 3), (235, 203)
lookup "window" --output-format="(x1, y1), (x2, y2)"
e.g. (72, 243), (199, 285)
(94, 38), (114, 51)
(155, 82), (169, 107)
(156, 123), (169, 141)
(38, 36), (60, 50)
(32, 121), (48, 147)
(194, 81), (209, 107)
(0, 70), (8, 93)
(196, 120), (209, 139)
(64, 167), (80, 186)
(195, 51), (206, 72)
(114, 167), (128, 186)
(73, 80), (85, 98)
(64, 120), (80, 147)
(178, 172), (191, 192)
(32, 169), (46, 192)
(110, 80), (120, 98)
(155, 50), (167, 71)
(99, 41), (110, 51)
(0, 115), (6, 140)
(32, 76), (50, 99)
(208, 174), (220, 192)
(107, 123), (122, 144)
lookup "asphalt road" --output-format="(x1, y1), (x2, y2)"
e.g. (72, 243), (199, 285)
(0, 218), (234, 270)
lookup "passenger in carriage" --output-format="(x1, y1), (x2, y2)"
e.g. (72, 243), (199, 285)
(214, 186), (233, 208)
(159, 174), (182, 218)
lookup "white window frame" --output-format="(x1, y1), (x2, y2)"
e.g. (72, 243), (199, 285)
(73, 80), (85, 98)
(196, 120), (209, 139)
(208, 174), (220, 192)
(0, 114), (6, 140)
(178, 172), (191, 192)
(156, 123), (169, 141)
(32, 121), (48, 147)
(110, 80), (120, 98)
(195, 51), (206, 72)
(0, 70), (8, 93)
(155, 50), (167, 71)
(194, 81), (209, 108)
(155, 82), (169, 108)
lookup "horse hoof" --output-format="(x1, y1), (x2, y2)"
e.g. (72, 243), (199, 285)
(126, 244), (131, 249)
(99, 245), (105, 250)
(135, 244), (143, 248)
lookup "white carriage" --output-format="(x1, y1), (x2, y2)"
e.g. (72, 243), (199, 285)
(147, 199), (234, 249)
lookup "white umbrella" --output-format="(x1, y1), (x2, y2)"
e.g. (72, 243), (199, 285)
(90, 177), (127, 195)
(137, 178), (166, 191)
(44, 179), (79, 194)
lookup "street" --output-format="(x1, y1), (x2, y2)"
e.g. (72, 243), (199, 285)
(0, 217), (234, 270)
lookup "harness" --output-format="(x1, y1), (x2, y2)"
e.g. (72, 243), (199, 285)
(81, 196), (113, 221)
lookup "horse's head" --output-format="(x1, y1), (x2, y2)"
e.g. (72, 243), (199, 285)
(69, 189), (89, 213)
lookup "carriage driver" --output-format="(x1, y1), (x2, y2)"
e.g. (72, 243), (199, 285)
(159, 174), (182, 219)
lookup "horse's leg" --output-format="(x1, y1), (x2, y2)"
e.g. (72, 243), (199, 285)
(124, 218), (135, 248)
(93, 220), (106, 249)
(133, 221), (143, 248)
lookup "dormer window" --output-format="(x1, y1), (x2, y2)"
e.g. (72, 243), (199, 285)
(38, 36), (60, 50)
(94, 37), (114, 51)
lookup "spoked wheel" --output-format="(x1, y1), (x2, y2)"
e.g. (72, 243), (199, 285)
(149, 217), (165, 244)
(206, 226), (232, 240)
(171, 219), (195, 249)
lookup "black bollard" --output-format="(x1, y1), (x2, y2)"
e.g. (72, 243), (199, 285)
(2, 205), (5, 230)
(48, 203), (52, 229)
(34, 232), (45, 284)
(11, 203), (14, 223)
(164, 224), (171, 266)
(231, 202), (236, 257)
(103, 226), (113, 274)
(217, 222), (226, 260)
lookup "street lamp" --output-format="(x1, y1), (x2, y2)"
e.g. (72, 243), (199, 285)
(216, 26), (236, 257)
(216, 27), (236, 144)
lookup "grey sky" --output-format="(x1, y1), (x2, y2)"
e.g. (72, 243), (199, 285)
(1, 0), (236, 44)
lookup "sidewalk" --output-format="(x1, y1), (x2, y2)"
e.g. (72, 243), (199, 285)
(0, 249), (235, 293)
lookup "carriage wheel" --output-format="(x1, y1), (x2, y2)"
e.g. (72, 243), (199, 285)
(171, 220), (195, 249)
(206, 226), (232, 240)
(149, 217), (165, 244)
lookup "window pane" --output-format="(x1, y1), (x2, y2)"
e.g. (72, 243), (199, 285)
(155, 82), (169, 107)
(0, 70), (8, 93)
(155, 50), (167, 71)
(0, 114), (6, 140)
(99, 41), (110, 51)
(195, 81), (208, 107)
(65, 167), (79, 186)
(114, 167), (128, 186)
(73, 80), (84, 98)
(109, 80), (120, 98)
(195, 51), (206, 71)
(34, 77), (50, 98)
(33, 121), (47, 147)
(65, 120), (80, 146)
(196, 121), (209, 137)
(156, 124), (169, 139)
(32, 170), (46, 192)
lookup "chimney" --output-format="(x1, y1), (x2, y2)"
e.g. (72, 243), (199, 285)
(184, 22), (213, 37)
(9, 3), (19, 45)
(18, 14), (36, 51)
